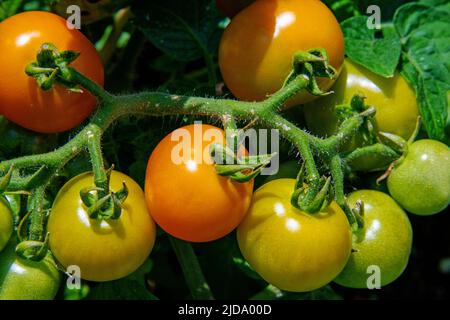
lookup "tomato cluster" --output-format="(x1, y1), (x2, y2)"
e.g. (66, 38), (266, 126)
(0, 1), (449, 300)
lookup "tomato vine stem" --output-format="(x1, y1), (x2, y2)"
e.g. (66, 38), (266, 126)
(169, 237), (214, 300)
(0, 49), (382, 261)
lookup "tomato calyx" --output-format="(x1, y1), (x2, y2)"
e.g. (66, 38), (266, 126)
(289, 162), (334, 214)
(25, 43), (82, 92)
(376, 117), (422, 183)
(15, 233), (50, 262)
(284, 49), (338, 97)
(79, 169), (129, 220)
(210, 143), (276, 183)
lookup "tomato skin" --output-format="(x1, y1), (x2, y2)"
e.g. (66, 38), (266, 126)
(334, 190), (413, 288)
(216, 0), (254, 17)
(304, 59), (419, 142)
(0, 11), (104, 133)
(145, 124), (254, 242)
(48, 171), (156, 282)
(219, 0), (344, 105)
(0, 241), (61, 300)
(0, 198), (13, 252)
(388, 139), (450, 216)
(237, 179), (352, 292)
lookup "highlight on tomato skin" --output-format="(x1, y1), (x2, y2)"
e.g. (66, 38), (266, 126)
(334, 190), (413, 289)
(219, 0), (344, 106)
(237, 179), (352, 293)
(145, 124), (254, 243)
(0, 11), (104, 133)
(47, 171), (156, 282)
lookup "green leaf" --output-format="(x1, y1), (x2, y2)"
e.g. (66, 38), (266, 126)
(132, 0), (223, 62)
(394, 1), (450, 142)
(341, 16), (401, 77)
(0, 0), (23, 21)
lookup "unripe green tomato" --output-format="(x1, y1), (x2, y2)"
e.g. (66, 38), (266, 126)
(0, 198), (13, 252)
(334, 190), (413, 288)
(0, 242), (61, 300)
(304, 59), (419, 143)
(388, 139), (450, 215)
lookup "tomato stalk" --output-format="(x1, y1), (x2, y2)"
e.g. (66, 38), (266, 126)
(169, 237), (214, 300)
(0, 48), (384, 228)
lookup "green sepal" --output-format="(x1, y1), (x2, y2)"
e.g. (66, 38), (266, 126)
(15, 232), (50, 262)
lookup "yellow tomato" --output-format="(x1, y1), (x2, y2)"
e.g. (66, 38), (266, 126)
(237, 179), (352, 292)
(304, 59), (419, 141)
(48, 171), (156, 282)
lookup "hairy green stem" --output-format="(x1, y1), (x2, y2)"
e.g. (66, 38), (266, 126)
(329, 154), (356, 227)
(169, 237), (214, 300)
(86, 127), (109, 196)
(28, 184), (48, 242)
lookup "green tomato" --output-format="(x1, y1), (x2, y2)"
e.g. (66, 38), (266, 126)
(0, 197), (13, 252)
(0, 241), (61, 300)
(388, 139), (450, 215)
(334, 190), (413, 288)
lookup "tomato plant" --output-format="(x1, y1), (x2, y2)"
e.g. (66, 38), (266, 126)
(0, 0), (448, 301)
(0, 240), (61, 300)
(0, 11), (104, 133)
(388, 140), (450, 216)
(0, 197), (13, 252)
(145, 124), (254, 242)
(48, 171), (156, 282)
(334, 190), (413, 288)
(237, 179), (352, 292)
(304, 58), (419, 142)
(219, 0), (344, 105)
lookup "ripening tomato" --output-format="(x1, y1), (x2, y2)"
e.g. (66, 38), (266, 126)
(388, 139), (450, 216)
(334, 190), (413, 288)
(48, 171), (156, 282)
(0, 198), (13, 252)
(219, 0), (344, 105)
(0, 241), (61, 300)
(0, 11), (104, 133)
(304, 59), (419, 142)
(145, 124), (254, 242)
(237, 179), (352, 292)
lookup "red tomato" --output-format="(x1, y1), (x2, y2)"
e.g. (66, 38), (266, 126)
(219, 0), (344, 105)
(0, 11), (104, 133)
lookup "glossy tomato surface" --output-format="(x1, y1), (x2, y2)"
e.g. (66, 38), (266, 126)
(0, 241), (61, 300)
(48, 171), (156, 282)
(219, 0), (344, 105)
(237, 179), (352, 292)
(0, 11), (104, 133)
(335, 190), (413, 288)
(304, 59), (419, 141)
(0, 198), (13, 252)
(388, 139), (450, 215)
(145, 124), (254, 242)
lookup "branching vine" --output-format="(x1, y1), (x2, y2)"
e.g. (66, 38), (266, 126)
(0, 45), (401, 298)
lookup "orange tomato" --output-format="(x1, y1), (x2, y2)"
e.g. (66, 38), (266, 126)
(145, 124), (254, 242)
(219, 0), (344, 105)
(0, 11), (104, 133)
